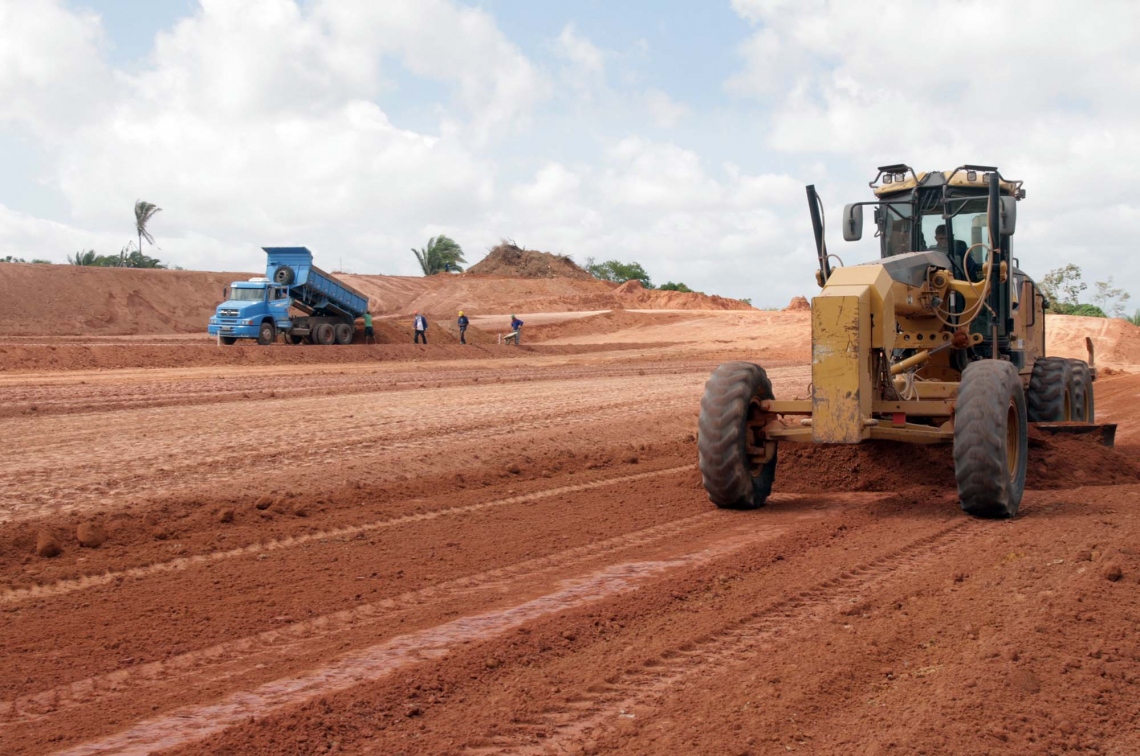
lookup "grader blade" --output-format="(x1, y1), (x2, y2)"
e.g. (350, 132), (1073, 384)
(1033, 422), (1117, 448)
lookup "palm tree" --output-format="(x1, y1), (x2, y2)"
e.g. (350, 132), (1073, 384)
(135, 200), (162, 260)
(412, 235), (466, 275)
(69, 250), (100, 266)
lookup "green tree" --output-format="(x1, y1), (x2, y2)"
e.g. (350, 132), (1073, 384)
(111, 243), (166, 268)
(1039, 263), (1086, 309)
(135, 200), (162, 261)
(69, 250), (101, 266)
(1128, 310), (1140, 327)
(585, 258), (653, 288)
(412, 235), (466, 275)
(1, 255), (51, 263)
(1092, 276), (1131, 318)
(658, 281), (693, 293)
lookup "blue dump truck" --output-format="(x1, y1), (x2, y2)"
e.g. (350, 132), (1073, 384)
(208, 247), (369, 345)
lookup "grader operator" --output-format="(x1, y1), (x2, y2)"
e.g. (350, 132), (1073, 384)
(698, 164), (1101, 518)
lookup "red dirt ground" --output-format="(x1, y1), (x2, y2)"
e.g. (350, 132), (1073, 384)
(2, 264), (1139, 756)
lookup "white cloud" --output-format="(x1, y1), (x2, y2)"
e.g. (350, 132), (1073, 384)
(316, 0), (549, 141)
(4, 0), (1139, 310)
(643, 89), (689, 128)
(553, 22), (607, 99)
(0, 1), (111, 135)
(728, 0), (1140, 297)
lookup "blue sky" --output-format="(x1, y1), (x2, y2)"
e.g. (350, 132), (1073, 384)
(2, 0), (1138, 312)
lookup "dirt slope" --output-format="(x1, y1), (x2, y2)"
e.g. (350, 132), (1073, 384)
(0, 262), (242, 335)
(0, 263), (752, 338)
(1046, 313), (1140, 370)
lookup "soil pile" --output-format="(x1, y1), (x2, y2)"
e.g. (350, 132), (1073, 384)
(775, 430), (1140, 494)
(467, 242), (595, 280)
(613, 279), (753, 311)
(0, 262), (244, 336)
(785, 296), (811, 311)
(1046, 314), (1140, 370)
(525, 310), (694, 343)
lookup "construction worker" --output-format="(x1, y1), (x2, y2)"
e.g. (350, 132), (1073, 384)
(457, 311), (469, 344)
(413, 311), (428, 344)
(509, 314), (523, 345)
(363, 312), (374, 344)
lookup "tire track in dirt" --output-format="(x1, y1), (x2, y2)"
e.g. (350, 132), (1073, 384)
(0, 466), (692, 606)
(463, 518), (979, 755)
(47, 516), (801, 756)
(0, 383), (697, 523)
(4, 500), (729, 727)
(0, 362), (725, 418)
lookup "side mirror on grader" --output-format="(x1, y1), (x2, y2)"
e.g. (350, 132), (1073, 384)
(1000, 195), (1017, 236)
(842, 204), (863, 241)
(698, 163), (1113, 520)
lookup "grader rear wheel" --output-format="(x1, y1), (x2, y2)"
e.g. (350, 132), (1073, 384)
(1027, 357), (1073, 422)
(954, 360), (1028, 518)
(1068, 360), (1095, 422)
(697, 362), (778, 510)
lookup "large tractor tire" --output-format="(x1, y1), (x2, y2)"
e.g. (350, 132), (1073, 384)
(257, 321), (276, 346)
(1068, 359), (1095, 422)
(273, 266), (295, 285)
(698, 362), (778, 510)
(334, 323), (354, 345)
(313, 323), (336, 346)
(954, 360), (1028, 518)
(1026, 356), (1073, 422)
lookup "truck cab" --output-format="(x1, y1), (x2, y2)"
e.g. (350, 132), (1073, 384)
(208, 278), (292, 345)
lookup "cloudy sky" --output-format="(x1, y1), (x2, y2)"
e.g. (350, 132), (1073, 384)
(1, 0), (1137, 308)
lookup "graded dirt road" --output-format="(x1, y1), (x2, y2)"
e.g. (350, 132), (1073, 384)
(2, 309), (1139, 756)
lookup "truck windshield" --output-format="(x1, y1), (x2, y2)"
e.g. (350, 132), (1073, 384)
(230, 288), (264, 302)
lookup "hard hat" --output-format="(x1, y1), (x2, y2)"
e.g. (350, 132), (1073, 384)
(459, 311), (464, 315)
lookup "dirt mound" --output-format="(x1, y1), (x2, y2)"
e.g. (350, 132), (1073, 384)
(1046, 314), (1140, 371)
(525, 310), (695, 343)
(775, 430), (1140, 494)
(612, 279), (753, 311)
(467, 242), (595, 280)
(0, 262), (246, 336)
(785, 296), (810, 311)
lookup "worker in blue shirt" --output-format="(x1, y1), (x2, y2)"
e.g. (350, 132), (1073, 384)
(413, 311), (428, 344)
(457, 311), (469, 344)
(509, 315), (523, 345)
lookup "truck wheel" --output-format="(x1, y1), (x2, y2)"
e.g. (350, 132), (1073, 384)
(314, 323), (336, 345)
(954, 360), (1028, 518)
(1027, 356), (1073, 421)
(273, 266), (295, 285)
(334, 323), (354, 345)
(221, 336), (237, 345)
(1068, 360), (1095, 422)
(698, 361), (778, 510)
(257, 321), (276, 346)
(288, 334), (304, 345)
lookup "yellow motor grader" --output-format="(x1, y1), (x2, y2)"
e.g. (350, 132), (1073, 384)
(698, 164), (1106, 518)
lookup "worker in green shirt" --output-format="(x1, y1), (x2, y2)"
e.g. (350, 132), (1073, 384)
(363, 312), (374, 344)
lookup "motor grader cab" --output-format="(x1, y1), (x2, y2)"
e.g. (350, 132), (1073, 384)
(698, 164), (1107, 518)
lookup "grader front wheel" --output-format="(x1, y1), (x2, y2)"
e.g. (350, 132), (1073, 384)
(698, 362), (778, 510)
(953, 361), (1029, 518)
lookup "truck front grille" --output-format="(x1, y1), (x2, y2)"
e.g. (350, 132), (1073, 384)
(220, 309), (239, 317)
